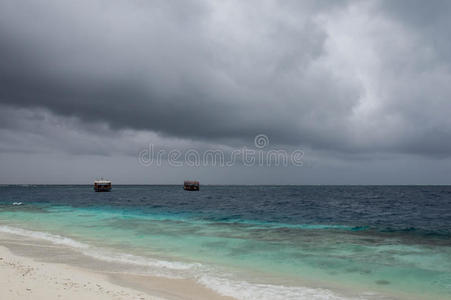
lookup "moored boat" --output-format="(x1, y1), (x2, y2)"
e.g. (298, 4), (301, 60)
(184, 180), (199, 191)
(94, 179), (112, 192)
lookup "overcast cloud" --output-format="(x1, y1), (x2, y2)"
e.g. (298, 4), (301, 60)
(1, 0), (451, 183)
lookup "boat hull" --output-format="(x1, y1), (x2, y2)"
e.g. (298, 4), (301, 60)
(94, 184), (112, 192)
(183, 185), (199, 191)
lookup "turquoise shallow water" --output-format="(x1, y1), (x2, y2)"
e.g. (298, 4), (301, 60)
(1, 185), (451, 299)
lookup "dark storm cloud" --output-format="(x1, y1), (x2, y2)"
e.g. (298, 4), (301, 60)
(0, 0), (361, 149)
(1, 0), (451, 157)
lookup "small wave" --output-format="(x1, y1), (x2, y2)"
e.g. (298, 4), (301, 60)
(197, 275), (356, 300)
(204, 217), (358, 230)
(225, 220), (359, 231)
(0, 225), (89, 249)
(12, 202), (23, 205)
(0, 225), (199, 273)
(82, 248), (199, 271)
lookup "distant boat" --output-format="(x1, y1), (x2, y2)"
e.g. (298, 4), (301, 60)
(184, 180), (199, 191)
(94, 179), (112, 192)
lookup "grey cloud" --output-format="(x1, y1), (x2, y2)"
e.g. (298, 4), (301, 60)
(1, 0), (451, 158)
(0, 0), (361, 148)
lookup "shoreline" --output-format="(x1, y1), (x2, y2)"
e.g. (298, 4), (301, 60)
(0, 224), (445, 300)
(0, 232), (235, 300)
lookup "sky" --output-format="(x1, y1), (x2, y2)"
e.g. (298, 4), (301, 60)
(1, 0), (451, 184)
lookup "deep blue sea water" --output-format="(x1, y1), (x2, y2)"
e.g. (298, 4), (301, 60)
(1, 185), (451, 299)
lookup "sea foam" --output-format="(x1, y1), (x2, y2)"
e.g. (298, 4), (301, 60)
(197, 275), (357, 300)
(0, 225), (198, 272)
(0, 225), (89, 249)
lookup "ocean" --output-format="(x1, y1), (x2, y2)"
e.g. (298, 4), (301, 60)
(0, 185), (450, 299)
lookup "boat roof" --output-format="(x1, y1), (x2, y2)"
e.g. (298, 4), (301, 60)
(184, 180), (199, 185)
(94, 180), (111, 184)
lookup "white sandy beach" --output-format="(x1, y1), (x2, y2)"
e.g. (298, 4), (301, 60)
(0, 245), (162, 300)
